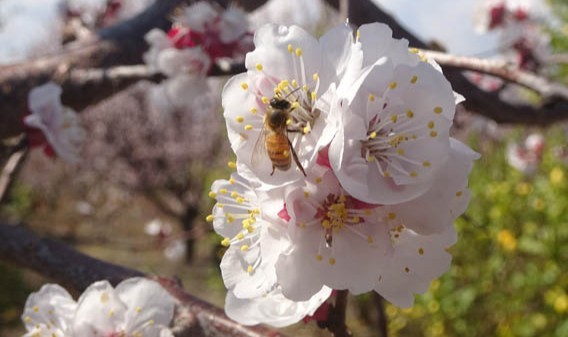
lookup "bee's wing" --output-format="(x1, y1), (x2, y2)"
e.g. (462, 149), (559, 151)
(251, 123), (270, 167)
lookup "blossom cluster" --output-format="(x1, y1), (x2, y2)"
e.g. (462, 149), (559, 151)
(24, 82), (85, 163)
(209, 22), (479, 327)
(143, 1), (252, 113)
(20, 277), (175, 337)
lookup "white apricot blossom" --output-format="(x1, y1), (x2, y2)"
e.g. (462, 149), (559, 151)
(72, 278), (175, 337)
(24, 82), (85, 163)
(222, 23), (353, 186)
(21, 278), (175, 337)
(329, 23), (458, 205)
(21, 284), (77, 337)
(208, 171), (287, 299)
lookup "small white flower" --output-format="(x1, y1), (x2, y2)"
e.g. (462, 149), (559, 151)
(24, 82), (85, 163)
(72, 278), (175, 337)
(209, 171), (286, 299)
(21, 284), (77, 337)
(225, 286), (332, 327)
(222, 23), (353, 186)
(219, 6), (250, 44)
(329, 23), (458, 204)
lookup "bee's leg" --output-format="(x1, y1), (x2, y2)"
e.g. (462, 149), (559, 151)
(271, 164), (276, 176)
(288, 138), (307, 177)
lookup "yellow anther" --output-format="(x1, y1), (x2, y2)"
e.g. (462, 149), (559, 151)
(295, 48), (303, 57)
(388, 212), (397, 220)
(221, 238), (230, 247)
(241, 245), (249, 252)
(236, 233), (245, 240)
(240, 83), (248, 90)
(236, 197), (245, 203)
(434, 106), (443, 114)
(311, 91), (317, 101)
(288, 44), (294, 53)
(261, 96), (270, 104)
(208, 191), (217, 198)
(24, 316), (31, 322)
(229, 178), (236, 185)
(356, 29), (361, 40)
(206, 214), (214, 222)
(244, 124), (253, 131)
(410, 75), (418, 84)
(316, 254), (323, 261)
(418, 248), (424, 255)
(430, 131), (438, 138)
(135, 307), (142, 313)
(302, 84), (308, 92)
(247, 265), (253, 273)
(304, 191), (310, 198)
(368, 94), (376, 102)
(249, 107), (258, 114)
(410, 171), (418, 177)
(291, 101), (300, 109)
(148, 319), (155, 326)
(286, 119), (292, 126)
(315, 177), (322, 184)
(390, 114), (398, 123)
(369, 131), (377, 139)
(423, 161), (431, 167)
(384, 171), (391, 178)
(230, 191), (239, 198)
(256, 63), (263, 71)
(427, 121), (435, 129)
(219, 188), (228, 194)
(228, 161), (237, 169)
(227, 215), (235, 223)
(409, 48), (419, 54)
(406, 110), (414, 118)
(303, 125), (311, 134)
(367, 236), (374, 244)
(273, 87), (281, 95)
(33, 306), (39, 313)
(312, 73), (319, 81)
(389, 81), (397, 89)
(108, 309), (115, 317)
(236, 116), (244, 123)
(329, 257), (336, 265)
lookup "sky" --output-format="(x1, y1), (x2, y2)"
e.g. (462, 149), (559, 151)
(0, 0), (538, 64)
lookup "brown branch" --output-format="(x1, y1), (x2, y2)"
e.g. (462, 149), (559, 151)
(0, 222), (289, 337)
(323, 0), (568, 126)
(422, 50), (568, 100)
(0, 0), (183, 140)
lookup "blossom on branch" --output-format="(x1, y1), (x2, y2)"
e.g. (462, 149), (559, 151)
(24, 82), (85, 163)
(21, 278), (175, 337)
(214, 22), (479, 327)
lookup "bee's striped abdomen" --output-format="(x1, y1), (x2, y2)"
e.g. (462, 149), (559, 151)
(265, 132), (291, 171)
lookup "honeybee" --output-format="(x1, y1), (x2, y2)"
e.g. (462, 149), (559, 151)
(254, 95), (307, 176)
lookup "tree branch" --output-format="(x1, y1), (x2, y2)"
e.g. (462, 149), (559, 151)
(422, 50), (568, 100)
(0, 223), (289, 337)
(0, 0), (183, 140)
(323, 0), (568, 126)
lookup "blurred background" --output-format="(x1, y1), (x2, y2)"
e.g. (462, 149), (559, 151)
(1, 0), (567, 336)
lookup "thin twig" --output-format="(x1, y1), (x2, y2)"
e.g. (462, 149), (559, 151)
(0, 148), (28, 204)
(373, 293), (388, 337)
(422, 50), (568, 100)
(326, 290), (352, 337)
